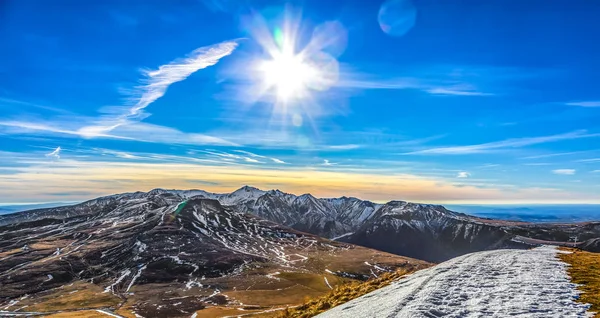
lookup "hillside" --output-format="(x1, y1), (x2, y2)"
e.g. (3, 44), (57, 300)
(0, 193), (426, 317)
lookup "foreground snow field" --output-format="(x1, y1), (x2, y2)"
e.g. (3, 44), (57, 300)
(317, 246), (592, 318)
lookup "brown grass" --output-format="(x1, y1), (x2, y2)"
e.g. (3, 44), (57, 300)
(226, 284), (324, 308)
(192, 306), (263, 318)
(559, 248), (600, 317)
(45, 310), (115, 318)
(277, 267), (415, 318)
(0, 248), (23, 258)
(24, 281), (120, 312)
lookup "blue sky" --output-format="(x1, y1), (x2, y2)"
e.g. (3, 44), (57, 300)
(1, 0), (599, 204)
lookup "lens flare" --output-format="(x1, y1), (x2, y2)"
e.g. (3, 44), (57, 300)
(247, 11), (343, 104)
(259, 41), (318, 101)
(224, 8), (349, 141)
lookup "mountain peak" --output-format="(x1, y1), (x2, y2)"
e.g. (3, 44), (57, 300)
(234, 185), (264, 193)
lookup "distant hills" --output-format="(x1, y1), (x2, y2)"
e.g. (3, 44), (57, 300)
(447, 204), (600, 223)
(0, 202), (74, 215)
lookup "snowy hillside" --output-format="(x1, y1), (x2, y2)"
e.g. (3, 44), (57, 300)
(0, 195), (425, 317)
(317, 246), (593, 318)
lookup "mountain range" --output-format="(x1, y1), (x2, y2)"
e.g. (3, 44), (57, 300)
(1, 186), (599, 316)
(0, 188), (427, 317)
(2, 186), (599, 263)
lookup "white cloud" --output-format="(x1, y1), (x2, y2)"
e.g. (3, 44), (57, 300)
(552, 169), (576, 175)
(407, 130), (600, 155)
(326, 144), (361, 150)
(425, 85), (492, 96)
(233, 150), (266, 158)
(110, 121), (236, 146)
(0, 40), (240, 147)
(339, 78), (491, 97)
(323, 159), (336, 166)
(229, 150), (285, 164)
(576, 158), (600, 163)
(521, 151), (584, 159)
(456, 171), (470, 178)
(77, 40), (239, 137)
(45, 146), (61, 159)
(0, 119), (235, 146)
(243, 157), (262, 163)
(566, 101), (600, 107)
(593, 170), (600, 173)
(96, 148), (139, 159)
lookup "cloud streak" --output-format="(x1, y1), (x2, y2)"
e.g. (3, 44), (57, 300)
(456, 171), (470, 178)
(425, 85), (492, 96)
(45, 147), (61, 159)
(552, 169), (576, 175)
(406, 130), (600, 155)
(576, 158), (600, 163)
(0, 40), (240, 147)
(78, 40), (240, 137)
(339, 78), (491, 97)
(566, 101), (600, 107)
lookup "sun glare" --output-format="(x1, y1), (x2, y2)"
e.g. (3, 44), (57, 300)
(259, 42), (318, 101)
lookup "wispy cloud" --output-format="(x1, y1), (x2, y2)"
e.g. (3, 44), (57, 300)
(322, 159), (336, 166)
(45, 146), (61, 159)
(523, 162), (552, 166)
(326, 144), (361, 150)
(197, 149), (290, 165)
(456, 171), (470, 178)
(0, 40), (240, 147)
(0, 120), (235, 146)
(593, 170), (600, 173)
(232, 150), (286, 164)
(552, 169), (576, 175)
(576, 158), (600, 163)
(0, 120), (127, 139)
(243, 157), (262, 163)
(475, 164), (500, 169)
(566, 101), (600, 107)
(95, 148), (140, 159)
(521, 151), (586, 159)
(0, 97), (71, 114)
(406, 130), (600, 155)
(425, 85), (492, 96)
(78, 40), (239, 137)
(340, 78), (491, 97)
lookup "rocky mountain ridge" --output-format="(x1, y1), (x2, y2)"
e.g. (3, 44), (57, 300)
(2, 186), (599, 263)
(0, 192), (423, 317)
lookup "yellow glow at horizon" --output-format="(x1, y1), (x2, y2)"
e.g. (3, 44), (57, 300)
(3, 160), (599, 205)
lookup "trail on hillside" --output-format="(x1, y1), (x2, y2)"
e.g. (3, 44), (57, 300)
(317, 246), (592, 318)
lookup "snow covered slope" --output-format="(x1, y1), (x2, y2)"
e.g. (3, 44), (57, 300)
(317, 246), (593, 318)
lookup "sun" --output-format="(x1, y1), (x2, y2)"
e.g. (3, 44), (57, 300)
(259, 50), (316, 101)
(257, 30), (320, 102)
